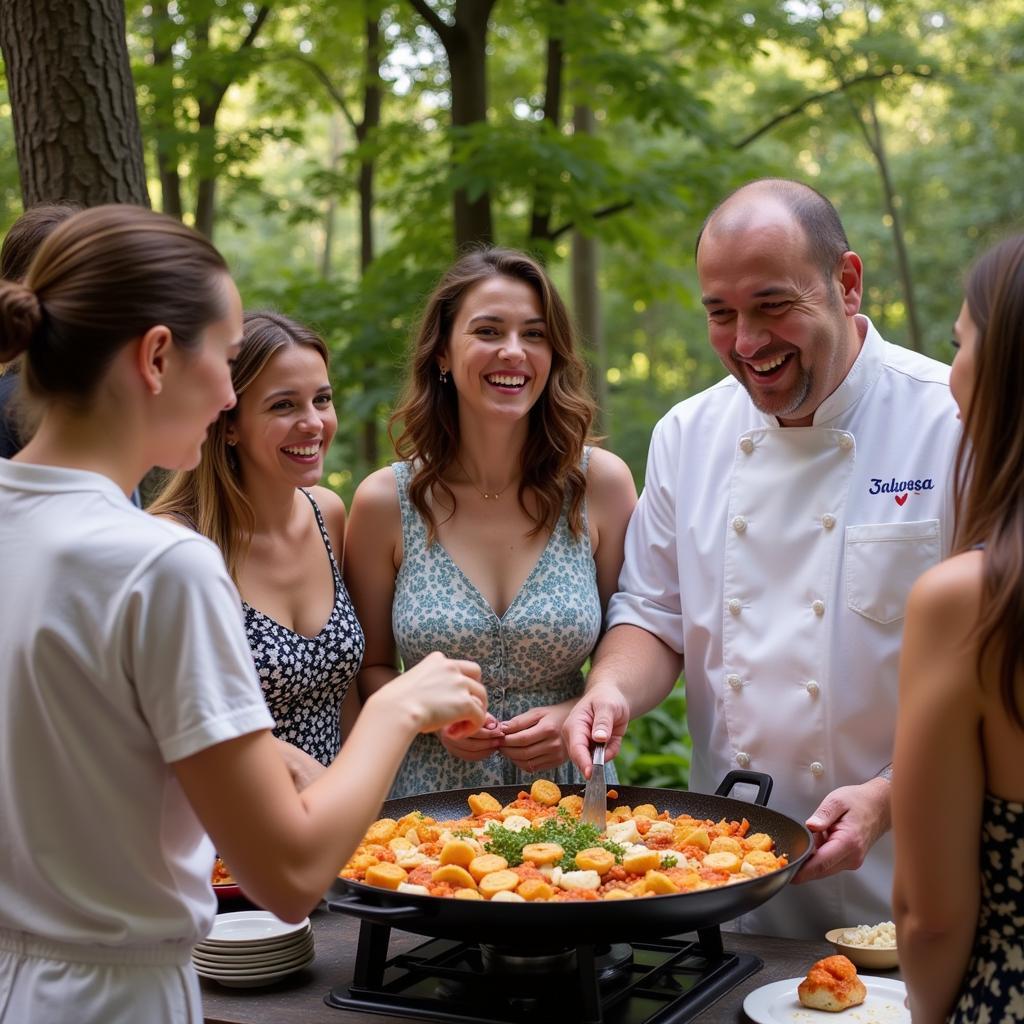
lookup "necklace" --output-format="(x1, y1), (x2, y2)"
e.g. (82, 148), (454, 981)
(454, 456), (514, 500)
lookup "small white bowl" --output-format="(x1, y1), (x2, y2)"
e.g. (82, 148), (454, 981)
(825, 927), (899, 970)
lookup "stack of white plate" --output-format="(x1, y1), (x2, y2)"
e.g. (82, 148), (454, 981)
(192, 910), (314, 988)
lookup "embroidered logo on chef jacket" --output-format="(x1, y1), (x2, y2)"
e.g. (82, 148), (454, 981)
(868, 476), (935, 506)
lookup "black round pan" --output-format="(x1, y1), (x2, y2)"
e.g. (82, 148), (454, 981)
(327, 771), (812, 945)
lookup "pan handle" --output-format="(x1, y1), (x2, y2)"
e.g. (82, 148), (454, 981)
(714, 770), (773, 806)
(326, 893), (425, 922)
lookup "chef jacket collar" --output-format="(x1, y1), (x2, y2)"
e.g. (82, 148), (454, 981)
(753, 314), (883, 429)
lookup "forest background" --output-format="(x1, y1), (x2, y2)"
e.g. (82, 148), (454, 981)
(2, 0), (1023, 787)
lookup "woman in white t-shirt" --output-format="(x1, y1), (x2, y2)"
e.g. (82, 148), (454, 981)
(0, 205), (486, 1024)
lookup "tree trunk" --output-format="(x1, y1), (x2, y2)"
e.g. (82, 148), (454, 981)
(861, 97), (923, 352)
(528, 0), (565, 245)
(447, 3), (493, 246)
(571, 105), (608, 438)
(0, 0), (149, 207)
(357, 11), (383, 467)
(151, 1), (183, 219)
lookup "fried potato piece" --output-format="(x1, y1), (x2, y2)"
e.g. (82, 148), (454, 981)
(632, 803), (658, 819)
(468, 854), (509, 881)
(521, 843), (564, 866)
(622, 848), (660, 874)
(479, 870), (521, 898)
(491, 890), (527, 902)
(431, 865), (477, 889)
(644, 870), (680, 895)
(388, 837), (414, 854)
(467, 792), (502, 816)
(742, 850), (779, 871)
(679, 827), (710, 852)
(744, 832), (773, 852)
(557, 794), (583, 815)
(453, 888), (484, 901)
(703, 851), (742, 873)
(439, 840), (477, 867)
(709, 836), (743, 856)
(575, 848), (615, 874)
(365, 863), (408, 890)
(365, 818), (398, 844)
(529, 780), (562, 806)
(517, 878), (555, 901)
(602, 888), (635, 900)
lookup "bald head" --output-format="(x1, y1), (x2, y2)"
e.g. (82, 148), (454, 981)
(696, 179), (850, 280)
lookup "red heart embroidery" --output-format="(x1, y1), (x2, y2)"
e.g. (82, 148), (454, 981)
(895, 493), (908, 506)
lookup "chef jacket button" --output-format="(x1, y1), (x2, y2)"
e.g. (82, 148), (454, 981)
(740, 437), (754, 454)
(810, 761), (825, 777)
(736, 752), (751, 768)
(821, 513), (836, 530)
(732, 515), (748, 534)
(812, 599), (825, 617)
(728, 598), (742, 616)
(837, 434), (853, 451)
(806, 680), (820, 697)
(726, 673), (742, 690)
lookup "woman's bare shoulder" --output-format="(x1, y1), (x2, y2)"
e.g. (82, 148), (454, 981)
(350, 466), (400, 512)
(908, 550), (984, 627)
(310, 485), (347, 536)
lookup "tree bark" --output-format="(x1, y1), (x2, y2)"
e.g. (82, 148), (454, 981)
(407, 0), (496, 247)
(571, 105), (608, 438)
(528, 0), (565, 245)
(0, 0), (149, 207)
(853, 95), (923, 352)
(151, 1), (183, 219)
(357, 10), (383, 467)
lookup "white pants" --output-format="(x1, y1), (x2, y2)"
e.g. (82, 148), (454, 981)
(0, 930), (201, 1024)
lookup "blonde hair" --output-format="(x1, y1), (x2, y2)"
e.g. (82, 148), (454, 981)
(148, 311), (330, 579)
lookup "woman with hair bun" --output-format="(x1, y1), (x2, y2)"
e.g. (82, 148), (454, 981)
(150, 310), (364, 785)
(0, 205), (486, 1023)
(893, 233), (1024, 1023)
(346, 247), (636, 798)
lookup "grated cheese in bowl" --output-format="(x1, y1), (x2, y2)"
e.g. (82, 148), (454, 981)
(837, 920), (896, 949)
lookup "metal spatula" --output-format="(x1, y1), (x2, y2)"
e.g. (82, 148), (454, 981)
(580, 743), (607, 829)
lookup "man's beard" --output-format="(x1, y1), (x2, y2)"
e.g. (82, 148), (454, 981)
(741, 361), (813, 419)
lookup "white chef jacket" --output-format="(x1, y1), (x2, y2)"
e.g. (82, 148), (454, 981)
(607, 316), (960, 938)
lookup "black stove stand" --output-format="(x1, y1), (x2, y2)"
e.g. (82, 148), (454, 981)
(326, 920), (761, 1024)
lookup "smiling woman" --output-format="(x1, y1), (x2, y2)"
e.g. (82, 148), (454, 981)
(149, 311), (365, 775)
(344, 247), (638, 799)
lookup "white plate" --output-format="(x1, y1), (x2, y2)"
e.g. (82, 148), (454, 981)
(194, 950), (315, 988)
(203, 911), (310, 945)
(196, 926), (311, 956)
(192, 945), (313, 975)
(192, 936), (314, 970)
(743, 975), (909, 1023)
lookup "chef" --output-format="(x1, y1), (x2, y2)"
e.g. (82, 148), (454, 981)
(564, 178), (961, 938)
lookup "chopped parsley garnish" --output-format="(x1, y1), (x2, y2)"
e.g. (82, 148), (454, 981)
(483, 808), (625, 869)
(661, 854), (678, 868)
(450, 828), (473, 839)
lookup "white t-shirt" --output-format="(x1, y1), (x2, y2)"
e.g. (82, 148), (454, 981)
(0, 461), (274, 953)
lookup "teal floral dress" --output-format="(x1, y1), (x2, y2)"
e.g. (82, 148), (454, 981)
(389, 455), (612, 798)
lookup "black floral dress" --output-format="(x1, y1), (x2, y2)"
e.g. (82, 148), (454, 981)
(244, 490), (364, 765)
(947, 792), (1024, 1023)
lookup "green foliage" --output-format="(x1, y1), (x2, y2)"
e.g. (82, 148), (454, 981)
(483, 807), (625, 869)
(616, 677), (691, 789)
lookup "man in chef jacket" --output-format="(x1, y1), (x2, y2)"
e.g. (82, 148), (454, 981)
(564, 178), (960, 939)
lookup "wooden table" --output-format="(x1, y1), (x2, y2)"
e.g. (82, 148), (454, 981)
(201, 905), (899, 1023)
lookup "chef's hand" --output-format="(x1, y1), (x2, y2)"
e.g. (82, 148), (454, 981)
(439, 713), (502, 762)
(791, 777), (892, 884)
(562, 684), (631, 778)
(275, 739), (327, 792)
(498, 700), (574, 773)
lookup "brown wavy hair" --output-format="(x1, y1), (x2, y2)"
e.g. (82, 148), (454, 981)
(389, 247), (596, 542)
(952, 232), (1024, 727)
(148, 310), (330, 580)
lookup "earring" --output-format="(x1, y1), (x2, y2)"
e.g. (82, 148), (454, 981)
(227, 439), (237, 447)
(439, 367), (449, 384)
